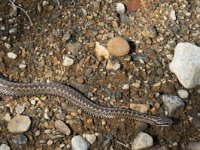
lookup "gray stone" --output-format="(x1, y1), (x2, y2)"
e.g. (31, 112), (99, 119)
(162, 95), (185, 117)
(71, 135), (90, 150)
(8, 115), (31, 133)
(132, 132), (153, 150)
(15, 105), (25, 114)
(66, 42), (81, 56)
(116, 3), (125, 14)
(169, 43), (200, 88)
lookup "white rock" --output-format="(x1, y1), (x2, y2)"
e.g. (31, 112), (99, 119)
(8, 115), (31, 133)
(162, 95), (185, 117)
(116, 3), (125, 14)
(170, 9), (176, 20)
(7, 52), (17, 59)
(63, 55), (74, 66)
(71, 135), (90, 150)
(122, 84), (129, 90)
(132, 132), (153, 150)
(177, 89), (189, 98)
(15, 105), (25, 114)
(82, 133), (96, 144)
(169, 43), (200, 88)
(0, 144), (10, 150)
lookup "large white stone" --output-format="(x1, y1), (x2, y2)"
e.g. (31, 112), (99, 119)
(169, 43), (200, 88)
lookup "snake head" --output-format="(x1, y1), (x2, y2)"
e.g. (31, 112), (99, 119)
(153, 116), (173, 126)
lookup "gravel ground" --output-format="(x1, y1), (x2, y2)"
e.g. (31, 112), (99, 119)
(0, 0), (200, 149)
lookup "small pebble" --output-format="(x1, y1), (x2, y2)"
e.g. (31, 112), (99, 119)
(82, 133), (97, 144)
(8, 115), (31, 133)
(116, 3), (125, 14)
(42, 1), (49, 6)
(4, 43), (11, 49)
(0, 144), (10, 150)
(7, 52), (17, 59)
(15, 105), (25, 114)
(71, 135), (90, 150)
(162, 95), (185, 117)
(107, 37), (130, 57)
(170, 9), (176, 20)
(66, 42), (81, 56)
(131, 83), (141, 88)
(9, 28), (17, 34)
(63, 55), (74, 66)
(62, 32), (71, 42)
(130, 103), (149, 113)
(13, 134), (28, 145)
(132, 132), (153, 150)
(47, 140), (53, 145)
(106, 60), (121, 70)
(122, 84), (129, 90)
(177, 89), (189, 98)
(55, 120), (71, 135)
(95, 42), (110, 60)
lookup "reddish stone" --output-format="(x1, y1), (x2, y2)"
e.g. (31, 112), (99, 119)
(125, 0), (148, 13)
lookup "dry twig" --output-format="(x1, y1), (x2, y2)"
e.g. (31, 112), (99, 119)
(9, 0), (33, 26)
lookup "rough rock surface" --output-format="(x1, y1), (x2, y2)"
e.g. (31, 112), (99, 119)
(169, 43), (200, 88)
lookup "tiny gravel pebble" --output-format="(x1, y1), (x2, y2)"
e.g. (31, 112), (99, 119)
(63, 55), (74, 66)
(82, 133), (97, 144)
(71, 135), (90, 150)
(122, 84), (129, 90)
(142, 25), (158, 38)
(9, 28), (17, 34)
(116, 3), (125, 14)
(187, 142), (200, 150)
(55, 120), (71, 135)
(66, 42), (81, 56)
(132, 132), (153, 150)
(177, 89), (189, 98)
(0, 144), (10, 150)
(106, 60), (121, 70)
(170, 9), (176, 20)
(7, 52), (17, 59)
(8, 115), (31, 133)
(162, 95), (185, 117)
(107, 37), (130, 57)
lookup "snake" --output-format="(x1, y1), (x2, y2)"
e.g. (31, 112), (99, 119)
(0, 77), (172, 126)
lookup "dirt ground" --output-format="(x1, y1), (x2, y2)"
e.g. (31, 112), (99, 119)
(0, 0), (200, 149)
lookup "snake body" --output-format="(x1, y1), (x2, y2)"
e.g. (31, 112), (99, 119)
(0, 77), (172, 126)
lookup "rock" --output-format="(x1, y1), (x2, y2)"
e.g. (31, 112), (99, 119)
(122, 84), (129, 90)
(15, 104), (25, 114)
(0, 144), (10, 150)
(13, 134), (28, 145)
(8, 115), (31, 133)
(106, 60), (120, 70)
(62, 32), (71, 42)
(107, 37), (130, 57)
(66, 42), (81, 56)
(160, 82), (176, 94)
(177, 89), (189, 98)
(170, 9), (176, 20)
(169, 43), (200, 88)
(7, 52), (17, 59)
(95, 42), (110, 60)
(42, 1), (50, 6)
(187, 142), (200, 150)
(116, 3), (125, 14)
(82, 133), (97, 144)
(9, 28), (17, 34)
(142, 25), (158, 38)
(71, 135), (90, 150)
(132, 132), (153, 150)
(131, 82), (141, 88)
(55, 120), (71, 135)
(162, 95), (185, 117)
(119, 13), (130, 25)
(63, 55), (74, 66)
(130, 104), (149, 113)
